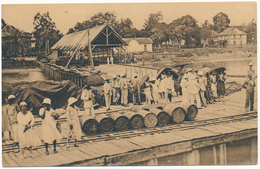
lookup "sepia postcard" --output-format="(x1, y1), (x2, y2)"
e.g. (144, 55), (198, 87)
(1, 1), (258, 167)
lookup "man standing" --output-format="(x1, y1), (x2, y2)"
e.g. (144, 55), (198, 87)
(130, 73), (141, 105)
(197, 71), (207, 107)
(188, 69), (202, 108)
(110, 56), (114, 66)
(165, 72), (174, 102)
(103, 79), (112, 110)
(120, 73), (129, 107)
(242, 74), (255, 111)
(112, 75), (120, 105)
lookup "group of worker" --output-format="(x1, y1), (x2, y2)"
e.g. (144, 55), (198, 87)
(2, 95), (85, 159)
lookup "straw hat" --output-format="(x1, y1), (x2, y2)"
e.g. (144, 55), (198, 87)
(68, 97), (77, 106)
(8, 95), (16, 101)
(42, 98), (52, 105)
(112, 75), (117, 79)
(20, 102), (27, 107)
(197, 71), (203, 76)
(249, 63), (253, 66)
(186, 68), (192, 72)
(121, 73), (126, 77)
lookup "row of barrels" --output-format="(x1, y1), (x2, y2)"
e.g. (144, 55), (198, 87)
(39, 62), (86, 88)
(78, 103), (198, 135)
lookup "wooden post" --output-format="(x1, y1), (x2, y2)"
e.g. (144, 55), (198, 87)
(219, 144), (227, 165)
(213, 145), (217, 165)
(147, 154), (158, 165)
(186, 150), (200, 165)
(250, 137), (257, 164)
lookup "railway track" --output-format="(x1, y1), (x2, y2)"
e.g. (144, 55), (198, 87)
(2, 111), (257, 153)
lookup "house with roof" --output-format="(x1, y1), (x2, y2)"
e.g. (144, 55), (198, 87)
(217, 27), (247, 46)
(51, 24), (127, 63)
(122, 37), (153, 53)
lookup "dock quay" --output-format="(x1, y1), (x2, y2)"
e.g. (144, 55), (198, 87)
(2, 88), (258, 166)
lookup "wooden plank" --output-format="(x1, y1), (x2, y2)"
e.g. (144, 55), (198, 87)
(54, 146), (77, 165)
(81, 142), (110, 157)
(108, 139), (140, 152)
(93, 141), (127, 155)
(11, 151), (37, 167)
(2, 153), (20, 167)
(2, 155), (11, 167)
(36, 148), (58, 166)
(79, 144), (104, 158)
(126, 136), (154, 148)
(66, 147), (92, 161)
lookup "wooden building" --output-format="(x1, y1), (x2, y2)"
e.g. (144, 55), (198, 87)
(51, 24), (127, 63)
(217, 27), (247, 46)
(122, 38), (153, 53)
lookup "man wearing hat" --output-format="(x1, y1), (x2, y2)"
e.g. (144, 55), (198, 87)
(6, 95), (20, 149)
(81, 85), (94, 116)
(66, 97), (81, 148)
(198, 71), (207, 107)
(164, 72), (174, 102)
(39, 98), (62, 155)
(112, 75), (120, 105)
(180, 74), (190, 104)
(120, 72), (129, 106)
(103, 78), (112, 110)
(130, 73), (141, 105)
(247, 63), (255, 79)
(242, 73), (255, 111)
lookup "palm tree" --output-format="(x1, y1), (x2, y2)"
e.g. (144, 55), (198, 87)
(2, 26), (30, 59)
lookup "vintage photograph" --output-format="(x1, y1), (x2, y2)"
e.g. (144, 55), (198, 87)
(1, 1), (257, 167)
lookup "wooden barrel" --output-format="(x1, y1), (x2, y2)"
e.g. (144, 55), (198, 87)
(78, 115), (98, 134)
(110, 112), (130, 131)
(137, 110), (157, 128)
(164, 103), (185, 124)
(123, 111), (144, 129)
(149, 108), (170, 127)
(95, 114), (114, 133)
(182, 104), (198, 121)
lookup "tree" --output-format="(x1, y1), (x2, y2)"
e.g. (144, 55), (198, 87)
(114, 18), (141, 38)
(213, 12), (230, 33)
(69, 11), (117, 32)
(200, 20), (214, 47)
(2, 18), (7, 29)
(2, 28), (30, 58)
(169, 15), (201, 48)
(143, 11), (163, 32)
(33, 12), (62, 56)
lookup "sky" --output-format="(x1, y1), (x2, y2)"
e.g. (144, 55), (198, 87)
(1, 1), (257, 34)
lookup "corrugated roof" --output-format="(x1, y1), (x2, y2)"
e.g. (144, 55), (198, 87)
(51, 24), (126, 51)
(218, 27), (247, 36)
(122, 37), (153, 45)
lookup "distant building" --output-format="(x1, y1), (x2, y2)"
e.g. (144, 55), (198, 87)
(122, 38), (153, 53)
(217, 27), (247, 46)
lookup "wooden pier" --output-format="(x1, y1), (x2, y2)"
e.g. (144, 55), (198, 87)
(2, 90), (258, 166)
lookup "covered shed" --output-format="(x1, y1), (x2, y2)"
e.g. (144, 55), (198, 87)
(51, 24), (127, 64)
(122, 37), (153, 53)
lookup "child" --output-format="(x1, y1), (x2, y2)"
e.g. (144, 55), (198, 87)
(39, 98), (62, 155)
(17, 102), (41, 159)
(66, 97), (82, 148)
